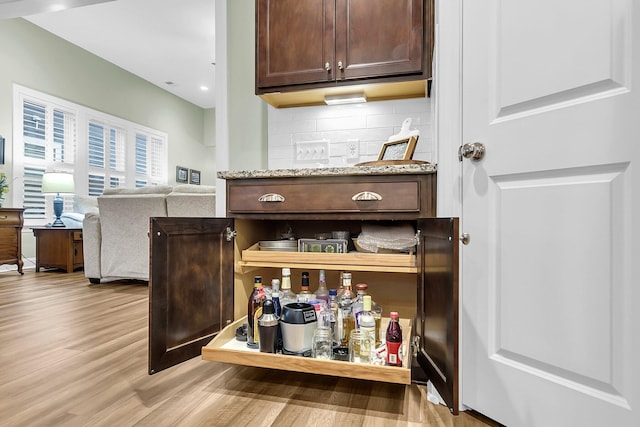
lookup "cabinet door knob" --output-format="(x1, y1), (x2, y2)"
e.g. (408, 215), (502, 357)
(352, 191), (382, 201)
(337, 60), (344, 70)
(324, 62), (331, 71)
(258, 193), (285, 203)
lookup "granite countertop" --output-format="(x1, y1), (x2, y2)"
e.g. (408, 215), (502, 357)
(218, 163), (437, 180)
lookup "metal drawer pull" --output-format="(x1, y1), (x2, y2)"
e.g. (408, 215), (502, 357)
(258, 193), (285, 203)
(0, 215), (7, 220)
(351, 191), (382, 201)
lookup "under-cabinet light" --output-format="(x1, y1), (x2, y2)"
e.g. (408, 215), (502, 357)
(324, 93), (367, 105)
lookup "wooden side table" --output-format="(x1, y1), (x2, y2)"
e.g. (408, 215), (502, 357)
(32, 227), (84, 273)
(0, 208), (25, 274)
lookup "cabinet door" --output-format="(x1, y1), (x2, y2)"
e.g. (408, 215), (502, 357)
(335, 0), (425, 80)
(148, 217), (235, 374)
(415, 218), (459, 413)
(256, 0), (335, 90)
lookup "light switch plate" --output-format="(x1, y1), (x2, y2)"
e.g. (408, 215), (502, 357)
(295, 140), (330, 162)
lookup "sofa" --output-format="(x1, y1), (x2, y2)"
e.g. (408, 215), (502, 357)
(82, 184), (215, 283)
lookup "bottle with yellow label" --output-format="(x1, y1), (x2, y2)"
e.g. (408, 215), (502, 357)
(247, 276), (266, 349)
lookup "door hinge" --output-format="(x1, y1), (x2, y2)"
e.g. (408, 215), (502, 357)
(225, 227), (237, 241)
(412, 335), (420, 357)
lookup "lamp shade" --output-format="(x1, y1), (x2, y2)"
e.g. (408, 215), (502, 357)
(42, 172), (75, 194)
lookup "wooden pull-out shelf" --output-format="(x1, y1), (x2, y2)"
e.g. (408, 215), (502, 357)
(239, 243), (417, 273)
(202, 316), (412, 385)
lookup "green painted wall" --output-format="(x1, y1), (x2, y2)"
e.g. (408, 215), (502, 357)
(0, 17), (215, 261)
(0, 18), (215, 189)
(226, 0), (267, 171)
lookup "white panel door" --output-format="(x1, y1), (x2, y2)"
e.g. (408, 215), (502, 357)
(461, 0), (639, 425)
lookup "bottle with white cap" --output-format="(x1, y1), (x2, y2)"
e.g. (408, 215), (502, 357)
(279, 267), (297, 307)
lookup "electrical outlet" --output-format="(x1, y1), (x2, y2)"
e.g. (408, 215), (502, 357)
(295, 140), (329, 162)
(346, 139), (360, 160)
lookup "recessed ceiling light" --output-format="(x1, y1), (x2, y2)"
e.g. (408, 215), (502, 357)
(200, 86), (209, 91)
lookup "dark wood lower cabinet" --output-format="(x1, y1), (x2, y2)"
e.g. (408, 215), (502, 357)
(148, 172), (459, 414)
(416, 217), (459, 413)
(148, 217), (235, 375)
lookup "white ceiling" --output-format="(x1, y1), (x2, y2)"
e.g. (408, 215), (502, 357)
(4, 0), (216, 109)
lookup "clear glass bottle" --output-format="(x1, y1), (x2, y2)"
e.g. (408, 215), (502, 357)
(247, 275), (266, 348)
(279, 268), (297, 306)
(348, 329), (374, 364)
(312, 328), (333, 360)
(358, 295), (376, 342)
(337, 272), (356, 346)
(350, 283), (383, 346)
(385, 312), (403, 366)
(350, 283), (368, 330)
(315, 269), (330, 303)
(328, 288), (339, 345)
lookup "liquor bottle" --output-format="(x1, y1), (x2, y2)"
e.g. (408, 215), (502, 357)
(247, 275), (266, 348)
(279, 268), (297, 306)
(385, 311), (403, 366)
(337, 272), (345, 297)
(297, 271), (316, 302)
(258, 299), (279, 353)
(271, 278), (283, 352)
(328, 288), (339, 345)
(358, 296), (376, 339)
(350, 283), (368, 329)
(315, 269), (330, 304)
(350, 283), (383, 346)
(337, 272), (356, 346)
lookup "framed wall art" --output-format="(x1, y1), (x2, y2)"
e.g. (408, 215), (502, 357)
(0, 135), (5, 164)
(189, 169), (201, 185)
(176, 166), (188, 183)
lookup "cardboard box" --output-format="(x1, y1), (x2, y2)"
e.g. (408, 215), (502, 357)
(298, 239), (348, 253)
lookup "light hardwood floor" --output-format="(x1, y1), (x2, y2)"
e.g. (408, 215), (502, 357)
(0, 270), (498, 427)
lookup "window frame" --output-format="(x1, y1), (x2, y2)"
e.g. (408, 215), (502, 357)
(12, 84), (168, 227)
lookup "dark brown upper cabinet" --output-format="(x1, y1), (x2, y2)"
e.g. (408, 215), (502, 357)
(256, 0), (433, 102)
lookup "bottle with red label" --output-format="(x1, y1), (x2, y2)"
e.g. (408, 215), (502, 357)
(385, 312), (403, 366)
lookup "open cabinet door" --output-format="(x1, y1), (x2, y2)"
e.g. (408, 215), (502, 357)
(148, 217), (235, 374)
(415, 217), (459, 413)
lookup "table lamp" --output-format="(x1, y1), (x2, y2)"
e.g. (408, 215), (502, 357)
(42, 172), (75, 227)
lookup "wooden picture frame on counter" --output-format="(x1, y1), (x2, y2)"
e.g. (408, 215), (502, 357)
(377, 135), (418, 161)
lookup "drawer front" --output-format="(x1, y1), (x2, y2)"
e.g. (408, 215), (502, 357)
(73, 241), (84, 264)
(0, 210), (22, 226)
(73, 231), (83, 241)
(0, 228), (18, 255)
(228, 180), (420, 214)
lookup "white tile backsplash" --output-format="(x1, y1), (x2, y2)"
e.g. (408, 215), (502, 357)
(268, 97), (434, 169)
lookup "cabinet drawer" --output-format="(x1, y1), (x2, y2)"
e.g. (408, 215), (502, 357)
(73, 241), (83, 263)
(0, 210), (22, 226)
(73, 231), (83, 241)
(228, 180), (421, 214)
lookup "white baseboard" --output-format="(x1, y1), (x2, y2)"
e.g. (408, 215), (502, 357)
(0, 257), (36, 272)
